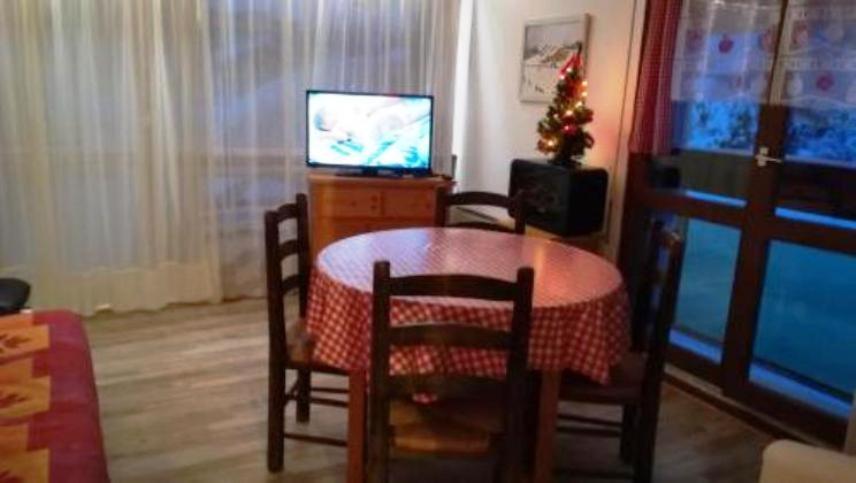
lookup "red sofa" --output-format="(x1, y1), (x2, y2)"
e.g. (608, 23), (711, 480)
(0, 311), (108, 482)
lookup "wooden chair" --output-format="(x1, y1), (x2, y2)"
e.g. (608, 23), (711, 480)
(368, 261), (535, 483)
(555, 221), (685, 483)
(434, 188), (527, 234)
(264, 193), (348, 473)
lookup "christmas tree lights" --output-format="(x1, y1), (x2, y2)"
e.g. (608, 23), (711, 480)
(536, 42), (594, 167)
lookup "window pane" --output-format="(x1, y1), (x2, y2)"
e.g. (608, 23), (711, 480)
(663, 0), (781, 199)
(768, 1), (856, 222)
(672, 0), (781, 109)
(751, 241), (856, 413)
(785, 108), (856, 164)
(778, 136), (856, 223)
(651, 148), (753, 201)
(668, 218), (741, 361)
(673, 101), (760, 153)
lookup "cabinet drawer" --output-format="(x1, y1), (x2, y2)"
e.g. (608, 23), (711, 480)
(382, 189), (435, 219)
(315, 189), (381, 218)
(329, 220), (375, 241)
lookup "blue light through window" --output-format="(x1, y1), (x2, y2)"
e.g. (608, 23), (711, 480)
(673, 101), (759, 153)
(674, 101), (856, 166)
(786, 108), (856, 164)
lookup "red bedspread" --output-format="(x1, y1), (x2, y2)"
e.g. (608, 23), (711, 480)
(0, 311), (108, 483)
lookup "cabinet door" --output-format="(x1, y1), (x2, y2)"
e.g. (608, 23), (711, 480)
(312, 219), (374, 258)
(314, 188), (381, 218)
(328, 220), (374, 240)
(382, 189), (435, 219)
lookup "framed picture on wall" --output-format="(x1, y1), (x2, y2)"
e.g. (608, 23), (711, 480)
(519, 14), (590, 103)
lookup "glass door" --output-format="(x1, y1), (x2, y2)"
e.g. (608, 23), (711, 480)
(625, 0), (856, 443)
(734, 0), (856, 438)
(654, 0), (782, 368)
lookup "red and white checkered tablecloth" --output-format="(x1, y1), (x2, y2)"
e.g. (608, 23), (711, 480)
(306, 228), (630, 384)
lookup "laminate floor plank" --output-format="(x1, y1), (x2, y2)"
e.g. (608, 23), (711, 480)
(87, 299), (772, 482)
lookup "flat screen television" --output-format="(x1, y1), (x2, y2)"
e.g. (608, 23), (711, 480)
(306, 90), (433, 175)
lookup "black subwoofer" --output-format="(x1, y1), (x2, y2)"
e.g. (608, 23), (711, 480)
(508, 159), (608, 237)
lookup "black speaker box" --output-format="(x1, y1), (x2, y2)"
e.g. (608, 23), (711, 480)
(508, 159), (608, 237)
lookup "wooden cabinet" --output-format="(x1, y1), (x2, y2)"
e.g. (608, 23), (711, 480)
(308, 173), (452, 259)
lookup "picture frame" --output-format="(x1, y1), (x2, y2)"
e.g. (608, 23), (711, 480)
(519, 14), (590, 103)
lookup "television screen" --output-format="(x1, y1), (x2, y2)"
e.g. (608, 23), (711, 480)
(306, 91), (433, 172)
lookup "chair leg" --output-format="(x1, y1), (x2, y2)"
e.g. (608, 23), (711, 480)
(620, 405), (638, 464)
(267, 364), (286, 472)
(296, 369), (311, 423)
(633, 405), (659, 483)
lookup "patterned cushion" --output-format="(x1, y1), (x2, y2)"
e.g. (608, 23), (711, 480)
(285, 318), (315, 364)
(388, 397), (503, 456)
(390, 399), (494, 455)
(390, 397), (504, 434)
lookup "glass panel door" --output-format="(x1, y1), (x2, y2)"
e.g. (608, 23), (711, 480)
(738, 0), (856, 422)
(656, 0), (784, 378)
(630, 0), (856, 441)
(669, 218), (741, 363)
(750, 242), (856, 417)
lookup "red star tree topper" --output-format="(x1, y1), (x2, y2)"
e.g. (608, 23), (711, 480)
(536, 42), (594, 166)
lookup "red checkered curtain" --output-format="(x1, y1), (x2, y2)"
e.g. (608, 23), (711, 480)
(628, 0), (684, 155)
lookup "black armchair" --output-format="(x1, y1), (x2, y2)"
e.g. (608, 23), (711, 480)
(0, 278), (31, 316)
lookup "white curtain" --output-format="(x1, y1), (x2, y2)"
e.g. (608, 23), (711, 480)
(671, 0), (782, 103)
(0, 0), (460, 315)
(770, 0), (856, 107)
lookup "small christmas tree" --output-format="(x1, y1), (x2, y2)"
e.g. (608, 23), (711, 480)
(536, 42), (594, 167)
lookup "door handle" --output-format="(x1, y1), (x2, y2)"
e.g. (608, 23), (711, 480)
(755, 147), (783, 168)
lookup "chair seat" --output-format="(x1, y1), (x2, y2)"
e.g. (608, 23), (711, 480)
(391, 397), (505, 433)
(284, 319), (344, 374)
(390, 398), (501, 455)
(285, 318), (314, 364)
(560, 352), (647, 404)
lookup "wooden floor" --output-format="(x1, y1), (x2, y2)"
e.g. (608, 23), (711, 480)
(86, 299), (773, 482)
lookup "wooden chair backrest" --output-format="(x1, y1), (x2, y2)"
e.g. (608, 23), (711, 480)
(434, 188), (527, 234)
(368, 261), (535, 483)
(631, 221), (685, 393)
(264, 194), (311, 363)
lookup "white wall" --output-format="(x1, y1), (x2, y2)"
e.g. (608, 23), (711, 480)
(453, 0), (646, 258)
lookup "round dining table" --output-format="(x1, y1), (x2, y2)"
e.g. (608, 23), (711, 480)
(306, 227), (630, 483)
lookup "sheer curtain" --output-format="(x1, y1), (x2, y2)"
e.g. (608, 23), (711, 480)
(0, 0), (460, 314)
(770, 0), (856, 165)
(667, 0), (856, 163)
(770, 0), (856, 108)
(671, 0), (782, 104)
(668, 0), (782, 153)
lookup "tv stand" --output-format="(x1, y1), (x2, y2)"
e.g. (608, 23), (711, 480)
(308, 172), (453, 259)
(335, 168), (397, 178)
(334, 168), (433, 179)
